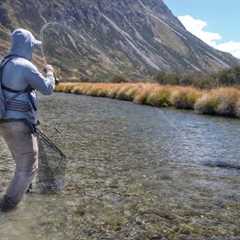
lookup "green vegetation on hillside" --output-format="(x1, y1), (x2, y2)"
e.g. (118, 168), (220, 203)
(155, 66), (240, 88)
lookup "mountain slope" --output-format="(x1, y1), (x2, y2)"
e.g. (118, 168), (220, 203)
(0, 0), (239, 81)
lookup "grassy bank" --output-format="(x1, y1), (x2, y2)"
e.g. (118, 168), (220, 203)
(56, 83), (240, 118)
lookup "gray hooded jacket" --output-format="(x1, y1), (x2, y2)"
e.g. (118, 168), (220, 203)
(1, 29), (55, 124)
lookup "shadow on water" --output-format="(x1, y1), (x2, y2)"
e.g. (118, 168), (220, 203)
(0, 93), (240, 240)
(203, 161), (240, 170)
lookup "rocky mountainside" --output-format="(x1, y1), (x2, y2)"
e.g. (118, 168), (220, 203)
(0, 0), (239, 81)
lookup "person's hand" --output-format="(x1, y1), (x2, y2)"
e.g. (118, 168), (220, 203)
(44, 64), (54, 74)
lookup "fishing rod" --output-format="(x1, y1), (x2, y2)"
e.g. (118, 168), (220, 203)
(38, 22), (68, 157)
(26, 25), (67, 193)
(39, 22), (56, 65)
(39, 22), (62, 84)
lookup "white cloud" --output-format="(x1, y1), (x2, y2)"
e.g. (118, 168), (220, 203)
(178, 15), (240, 59)
(216, 41), (240, 59)
(178, 15), (222, 46)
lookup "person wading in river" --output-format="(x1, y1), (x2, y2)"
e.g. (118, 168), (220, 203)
(0, 28), (55, 212)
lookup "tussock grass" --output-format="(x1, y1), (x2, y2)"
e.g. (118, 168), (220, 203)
(145, 87), (172, 107)
(235, 100), (240, 118)
(115, 85), (135, 101)
(195, 88), (240, 117)
(56, 83), (240, 118)
(195, 94), (219, 115)
(171, 87), (203, 110)
(133, 85), (152, 104)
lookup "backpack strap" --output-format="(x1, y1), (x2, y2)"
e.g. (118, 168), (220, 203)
(0, 55), (31, 93)
(0, 55), (16, 80)
(0, 55), (20, 87)
(0, 55), (37, 112)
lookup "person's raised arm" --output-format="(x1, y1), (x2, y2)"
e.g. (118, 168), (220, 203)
(25, 63), (55, 95)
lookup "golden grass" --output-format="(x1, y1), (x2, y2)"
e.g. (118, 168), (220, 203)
(171, 87), (203, 110)
(56, 83), (240, 118)
(195, 88), (240, 117)
(145, 86), (172, 107)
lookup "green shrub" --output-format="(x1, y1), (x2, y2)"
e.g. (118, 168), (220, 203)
(111, 75), (128, 83)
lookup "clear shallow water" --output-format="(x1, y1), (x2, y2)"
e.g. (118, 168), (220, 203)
(0, 93), (240, 240)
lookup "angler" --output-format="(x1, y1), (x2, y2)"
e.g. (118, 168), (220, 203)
(0, 28), (55, 212)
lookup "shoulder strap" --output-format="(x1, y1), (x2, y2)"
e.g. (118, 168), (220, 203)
(0, 55), (19, 81)
(0, 54), (19, 67)
(0, 55), (34, 107)
(0, 56), (16, 91)
(0, 55), (32, 93)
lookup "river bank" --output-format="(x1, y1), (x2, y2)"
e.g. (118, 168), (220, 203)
(56, 83), (240, 118)
(1, 93), (240, 239)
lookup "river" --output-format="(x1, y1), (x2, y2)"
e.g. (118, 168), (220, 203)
(0, 93), (240, 240)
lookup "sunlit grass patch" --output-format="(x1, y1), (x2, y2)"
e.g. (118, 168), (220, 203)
(56, 82), (240, 118)
(88, 85), (103, 96)
(133, 84), (153, 104)
(171, 87), (203, 110)
(56, 82), (77, 93)
(195, 88), (240, 117)
(124, 85), (141, 101)
(115, 84), (136, 101)
(106, 84), (122, 98)
(215, 88), (240, 116)
(145, 86), (172, 107)
(195, 94), (219, 115)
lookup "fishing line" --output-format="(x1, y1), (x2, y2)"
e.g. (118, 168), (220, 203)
(39, 21), (188, 144)
(39, 22), (56, 65)
(39, 21), (195, 170)
(39, 22), (188, 145)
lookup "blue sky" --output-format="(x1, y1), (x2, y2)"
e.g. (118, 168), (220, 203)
(164, 0), (240, 58)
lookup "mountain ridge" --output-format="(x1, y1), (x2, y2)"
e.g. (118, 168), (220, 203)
(0, 0), (239, 81)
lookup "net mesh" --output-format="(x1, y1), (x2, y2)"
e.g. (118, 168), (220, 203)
(36, 128), (66, 194)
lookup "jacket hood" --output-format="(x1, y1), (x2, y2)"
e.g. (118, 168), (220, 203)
(10, 28), (42, 60)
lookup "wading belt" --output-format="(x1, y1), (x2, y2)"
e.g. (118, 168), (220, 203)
(2, 85), (37, 112)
